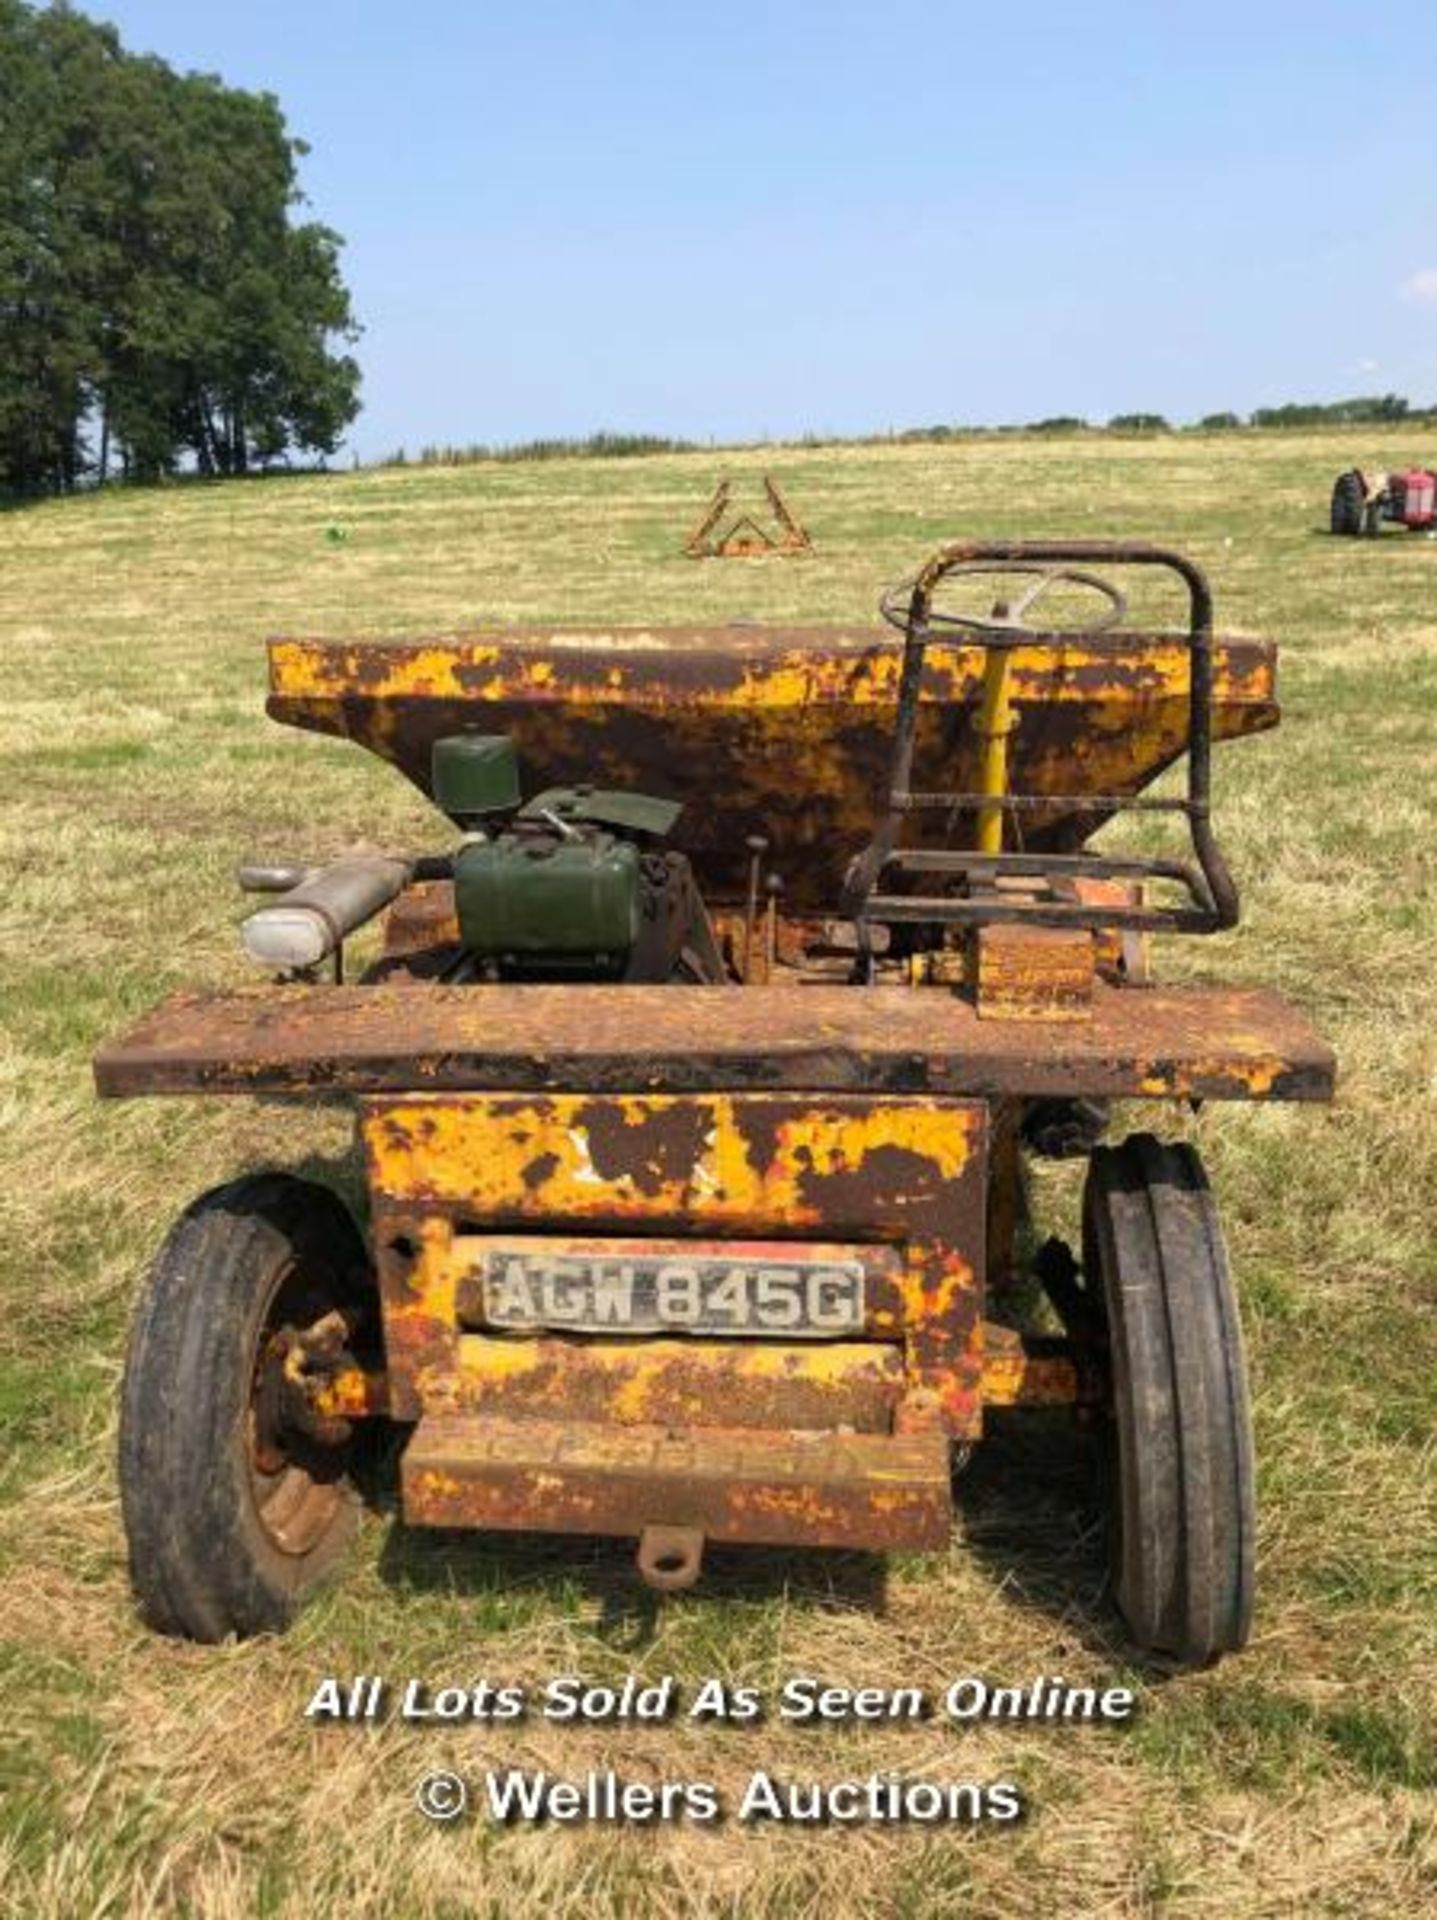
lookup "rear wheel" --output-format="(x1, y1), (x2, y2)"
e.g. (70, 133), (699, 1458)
(1330, 469), (1366, 536)
(1082, 1134), (1254, 1666)
(119, 1173), (376, 1641)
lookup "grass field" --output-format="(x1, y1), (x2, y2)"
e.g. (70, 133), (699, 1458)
(0, 430), (1434, 1917)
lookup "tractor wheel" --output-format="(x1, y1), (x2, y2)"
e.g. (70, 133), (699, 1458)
(1330, 469), (1365, 536)
(119, 1173), (375, 1641)
(1082, 1134), (1254, 1666)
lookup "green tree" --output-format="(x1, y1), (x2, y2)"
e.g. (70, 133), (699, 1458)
(110, 72), (360, 479)
(0, 0), (108, 492)
(0, 0), (360, 498)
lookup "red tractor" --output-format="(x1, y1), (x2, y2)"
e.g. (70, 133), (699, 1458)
(1331, 464), (1437, 535)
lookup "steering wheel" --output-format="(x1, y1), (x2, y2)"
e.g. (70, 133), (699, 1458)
(880, 560), (1127, 637)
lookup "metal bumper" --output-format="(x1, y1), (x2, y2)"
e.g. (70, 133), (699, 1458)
(93, 980), (1336, 1102)
(401, 1417), (953, 1552)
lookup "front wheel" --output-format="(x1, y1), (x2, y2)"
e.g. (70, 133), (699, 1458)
(119, 1173), (377, 1641)
(1083, 1135), (1255, 1666)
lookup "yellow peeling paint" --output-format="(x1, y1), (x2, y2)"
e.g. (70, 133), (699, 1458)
(363, 1092), (978, 1220)
(269, 632), (1272, 713)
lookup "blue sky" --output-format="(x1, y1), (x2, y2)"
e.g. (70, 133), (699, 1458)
(90, 2), (1437, 458)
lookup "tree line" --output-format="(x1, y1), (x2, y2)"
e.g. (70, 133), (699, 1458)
(931, 395), (1429, 439)
(379, 395), (1437, 472)
(0, 0), (360, 499)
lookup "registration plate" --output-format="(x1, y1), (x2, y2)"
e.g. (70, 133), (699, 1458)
(480, 1249), (866, 1337)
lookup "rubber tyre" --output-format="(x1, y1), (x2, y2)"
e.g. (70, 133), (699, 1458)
(118, 1173), (372, 1641)
(1330, 470), (1365, 536)
(1082, 1134), (1255, 1666)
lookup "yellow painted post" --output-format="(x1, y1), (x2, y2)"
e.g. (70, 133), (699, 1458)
(976, 648), (1017, 854)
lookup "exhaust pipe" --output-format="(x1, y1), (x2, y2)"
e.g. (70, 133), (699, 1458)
(241, 855), (411, 971)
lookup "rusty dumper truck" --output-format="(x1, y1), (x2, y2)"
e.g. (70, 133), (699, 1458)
(95, 540), (1334, 1666)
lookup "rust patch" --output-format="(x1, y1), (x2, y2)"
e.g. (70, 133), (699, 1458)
(972, 923), (1097, 1022)
(360, 1094), (988, 1439)
(979, 1325), (1092, 1407)
(264, 625), (1277, 909)
(400, 1415), (952, 1551)
(92, 982), (1337, 1104)
(450, 1333), (904, 1431)
(573, 1100), (714, 1199)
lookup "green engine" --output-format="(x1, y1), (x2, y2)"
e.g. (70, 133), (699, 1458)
(433, 734), (723, 983)
(457, 822), (641, 962)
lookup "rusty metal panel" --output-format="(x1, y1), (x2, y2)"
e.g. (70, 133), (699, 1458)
(979, 1325), (1088, 1408)
(449, 1334), (905, 1431)
(360, 1091), (985, 1225)
(395, 1231), (911, 1431)
(93, 981), (1337, 1103)
(381, 880), (460, 958)
(307, 1322), (1086, 1427)
(360, 1092), (987, 1436)
(400, 1415), (953, 1550)
(263, 627), (1277, 908)
(971, 924), (1096, 1021)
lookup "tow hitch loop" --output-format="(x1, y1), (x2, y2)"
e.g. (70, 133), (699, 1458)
(637, 1525), (705, 1592)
